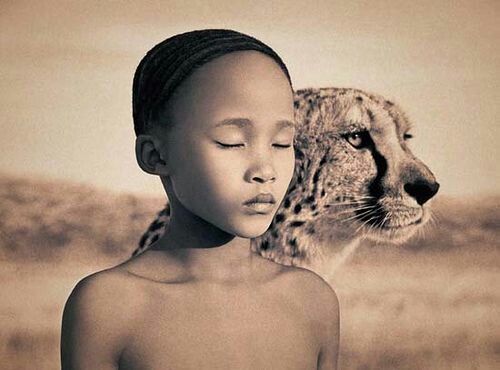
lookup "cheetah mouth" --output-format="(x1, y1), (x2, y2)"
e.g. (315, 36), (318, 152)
(353, 205), (423, 227)
(378, 216), (423, 230)
(356, 205), (428, 242)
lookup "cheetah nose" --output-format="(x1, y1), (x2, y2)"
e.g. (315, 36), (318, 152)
(404, 180), (440, 205)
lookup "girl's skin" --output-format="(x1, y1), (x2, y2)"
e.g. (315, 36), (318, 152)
(61, 50), (339, 370)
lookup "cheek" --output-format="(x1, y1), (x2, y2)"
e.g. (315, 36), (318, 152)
(277, 151), (294, 175)
(172, 145), (244, 206)
(286, 152), (296, 178)
(279, 152), (296, 191)
(199, 154), (244, 203)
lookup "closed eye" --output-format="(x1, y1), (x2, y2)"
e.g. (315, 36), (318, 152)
(215, 141), (244, 148)
(216, 141), (292, 149)
(273, 143), (292, 149)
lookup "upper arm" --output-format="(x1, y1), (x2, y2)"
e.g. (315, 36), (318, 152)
(316, 280), (340, 370)
(60, 272), (131, 370)
(291, 268), (340, 370)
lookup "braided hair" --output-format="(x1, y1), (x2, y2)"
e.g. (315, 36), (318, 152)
(132, 29), (293, 136)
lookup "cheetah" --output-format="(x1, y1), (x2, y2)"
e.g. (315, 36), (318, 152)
(131, 87), (439, 281)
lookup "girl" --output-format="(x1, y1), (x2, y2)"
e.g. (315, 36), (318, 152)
(61, 29), (339, 370)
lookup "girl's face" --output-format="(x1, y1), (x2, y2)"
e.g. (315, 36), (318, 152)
(156, 50), (295, 238)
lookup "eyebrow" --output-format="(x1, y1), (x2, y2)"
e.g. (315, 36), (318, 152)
(214, 117), (296, 130)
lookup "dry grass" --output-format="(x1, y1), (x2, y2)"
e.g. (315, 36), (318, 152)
(0, 173), (499, 369)
(334, 249), (499, 369)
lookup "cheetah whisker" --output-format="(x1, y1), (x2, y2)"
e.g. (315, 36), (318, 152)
(325, 200), (371, 207)
(337, 206), (378, 223)
(325, 195), (376, 205)
(380, 211), (392, 228)
(366, 213), (386, 236)
(355, 215), (379, 234)
(353, 205), (382, 220)
(353, 204), (385, 233)
(329, 204), (376, 217)
(375, 214), (388, 230)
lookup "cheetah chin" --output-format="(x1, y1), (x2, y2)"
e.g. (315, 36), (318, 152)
(131, 87), (439, 281)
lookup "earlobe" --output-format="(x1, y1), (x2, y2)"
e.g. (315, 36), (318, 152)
(135, 135), (168, 175)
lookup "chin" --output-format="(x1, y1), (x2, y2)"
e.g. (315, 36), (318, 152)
(235, 225), (271, 239)
(362, 208), (431, 245)
(228, 216), (274, 239)
(366, 224), (420, 244)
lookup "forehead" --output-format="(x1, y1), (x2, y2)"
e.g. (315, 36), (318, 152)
(213, 117), (296, 132)
(164, 50), (294, 131)
(181, 50), (291, 98)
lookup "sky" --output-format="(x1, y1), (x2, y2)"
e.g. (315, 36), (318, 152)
(1, 0), (499, 196)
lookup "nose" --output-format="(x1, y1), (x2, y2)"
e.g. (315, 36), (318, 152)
(246, 160), (277, 184)
(251, 168), (276, 184)
(404, 180), (440, 205)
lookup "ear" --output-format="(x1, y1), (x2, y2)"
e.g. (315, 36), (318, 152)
(135, 135), (169, 175)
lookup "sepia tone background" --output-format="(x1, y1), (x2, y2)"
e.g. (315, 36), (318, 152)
(1, 1), (498, 369)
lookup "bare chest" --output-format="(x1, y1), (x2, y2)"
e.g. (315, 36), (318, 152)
(120, 284), (320, 370)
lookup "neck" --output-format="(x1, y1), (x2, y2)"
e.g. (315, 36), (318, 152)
(149, 197), (256, 283)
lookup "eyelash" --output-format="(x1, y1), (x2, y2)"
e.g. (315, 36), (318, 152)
(215, 142), (291, 149)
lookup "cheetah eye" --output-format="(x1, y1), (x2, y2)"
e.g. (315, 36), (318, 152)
(344, 131), (370, 149)
(403, 133), (413, 141)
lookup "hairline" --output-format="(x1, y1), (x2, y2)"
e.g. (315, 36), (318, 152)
(145, 51), (294, 136)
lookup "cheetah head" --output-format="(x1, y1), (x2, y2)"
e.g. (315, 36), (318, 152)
(255, 87), (439, 267)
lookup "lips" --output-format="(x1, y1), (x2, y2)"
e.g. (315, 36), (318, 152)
(243, 193), (276, 205)
(242, 193), (276, 215)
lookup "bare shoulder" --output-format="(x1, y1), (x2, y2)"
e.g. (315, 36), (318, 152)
(275, 265), (340, 370)
(278, 264), (339, 314)
(64, 266), (147, 318)
(61, 266), (146, 369)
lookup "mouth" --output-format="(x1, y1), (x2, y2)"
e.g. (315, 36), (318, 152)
(243, 193), (276, 214)
(352, 204), (428, 242)
(244, 193), (276, 204)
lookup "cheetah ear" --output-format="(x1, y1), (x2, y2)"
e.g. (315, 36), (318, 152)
(135, 135), (169, 176)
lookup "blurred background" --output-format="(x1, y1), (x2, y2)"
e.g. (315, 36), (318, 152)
(1, 1), (498, 369)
